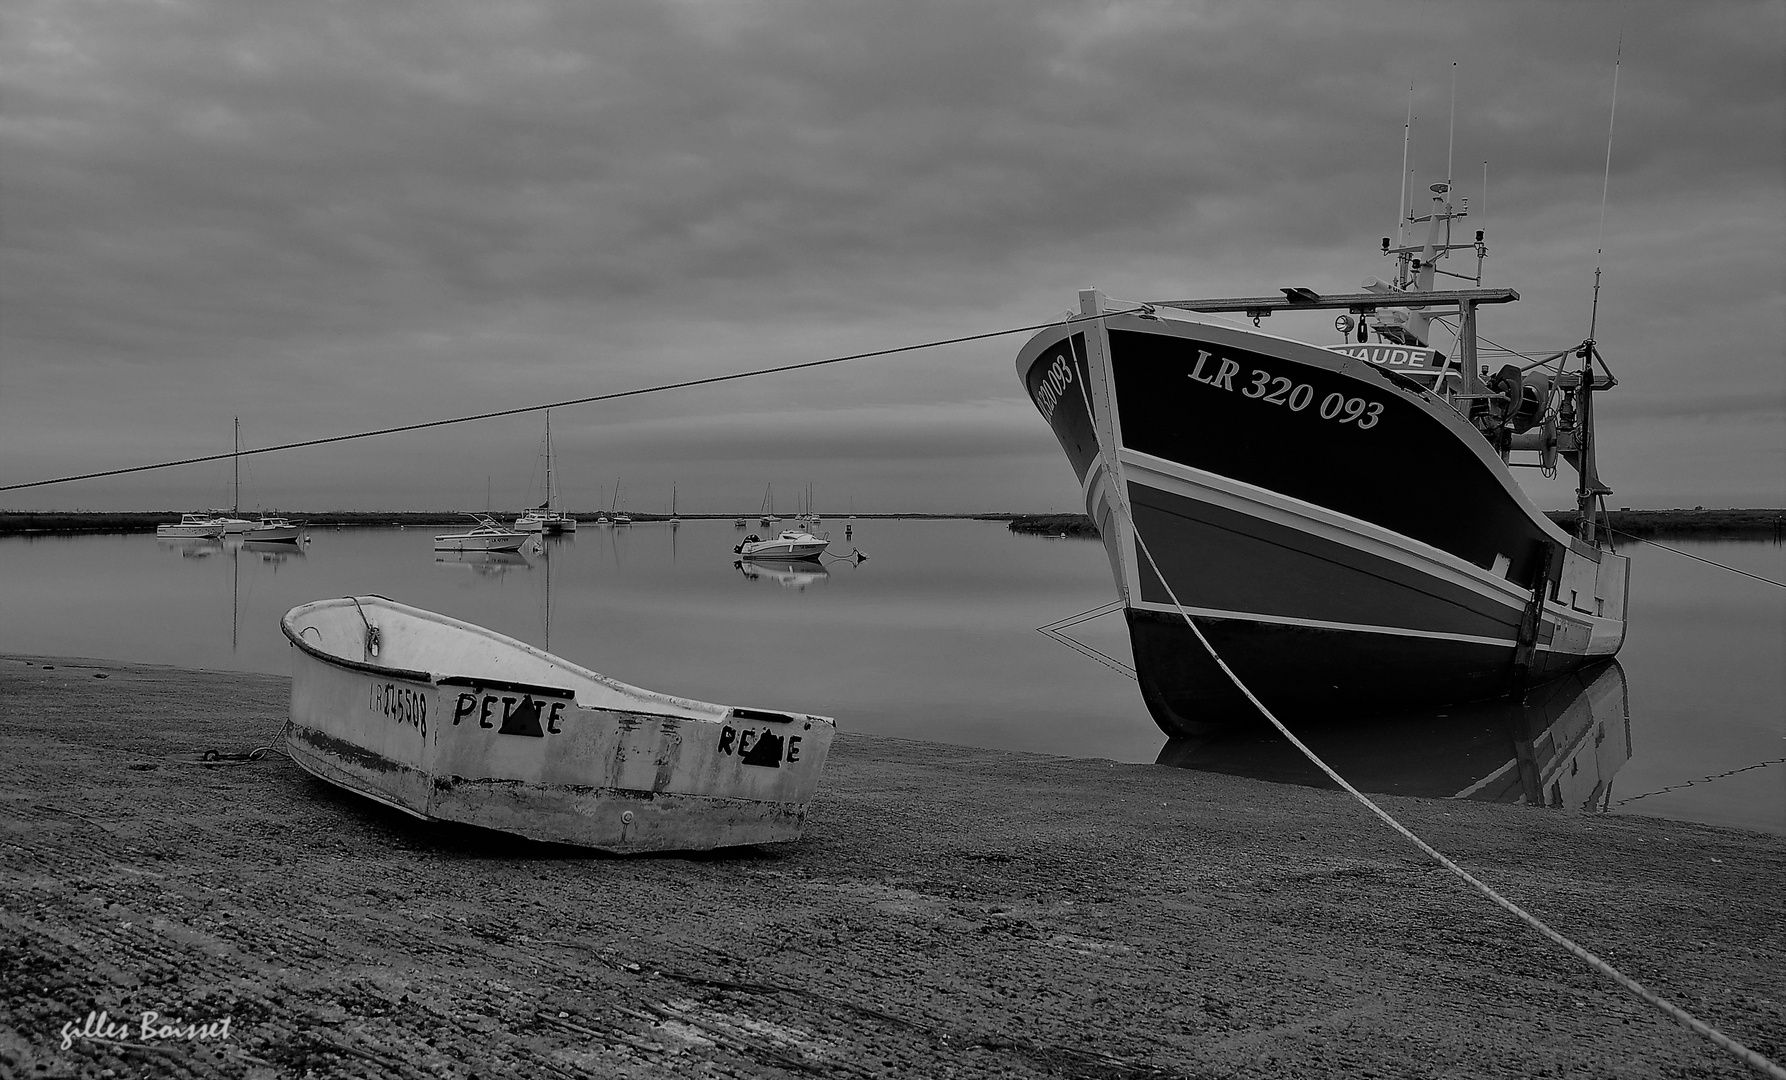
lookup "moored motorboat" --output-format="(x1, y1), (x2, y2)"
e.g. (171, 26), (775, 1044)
(734, 530), (829, 560)
(243, 514), (304, 543)
(279, 596), (837, 851)
(514, 508), (548, 533)
(1019, 181), (1627, 735)
(433, 515), (528, 553)
(208, 510), (256, 535)
(156, 512), (226, 539)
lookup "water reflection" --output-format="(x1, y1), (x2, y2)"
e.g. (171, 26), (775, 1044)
(158, 536), (224, 558)
(1157, 661), (1631, 811)
(735, 558), (829, 590)
(433, 549), (534, 576)
(242, 540), (306, 564)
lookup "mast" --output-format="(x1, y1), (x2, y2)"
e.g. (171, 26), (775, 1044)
(544, 411), (554, 514)
(233, 417), (240, 515)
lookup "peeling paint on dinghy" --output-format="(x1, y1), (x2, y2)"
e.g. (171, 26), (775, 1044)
(279, 596), (836, 853)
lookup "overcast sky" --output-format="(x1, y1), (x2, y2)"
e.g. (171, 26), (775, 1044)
(3, 0), (1781, 514)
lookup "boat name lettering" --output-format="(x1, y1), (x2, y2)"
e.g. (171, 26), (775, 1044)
(1032, 351), (1076, 423)
(1187, 350), (1241, 392)
(450, 692), (566, 736)
(1332, 344), (1440, 369)
(716, 724), (803, 768)
(370, 682), (427, 737)
(1183, 361), (1384, 430)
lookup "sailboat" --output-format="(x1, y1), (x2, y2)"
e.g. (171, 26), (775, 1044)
(668, 483), (681, 527)
(611, 478), (632, 525)
(1019, 166), (1628, 735)
(517, 413), (577, 535)
(161, 419), (263, 537)
(758, 484), (778, 527)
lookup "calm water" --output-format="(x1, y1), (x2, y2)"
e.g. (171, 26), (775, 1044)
(2, 520), (1780, 835)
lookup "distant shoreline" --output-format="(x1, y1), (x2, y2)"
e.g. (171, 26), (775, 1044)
(2, 508), (1781, 539)
(0, 510), (1034, 536)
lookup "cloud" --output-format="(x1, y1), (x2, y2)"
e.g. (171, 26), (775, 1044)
(2, 0), (1781, 509)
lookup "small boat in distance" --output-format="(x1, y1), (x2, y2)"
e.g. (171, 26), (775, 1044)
(433, 515), (528, 553)
(758, 484), (778, 527)
(208, 511), (256, 535)
(156, 512), (226, 539)
(609, 478), (632, 525)
(280, 596), (837, 852)
(734, 530), (829, 560)
(243, 514), (304, 543)
(734, 517), (748, 528)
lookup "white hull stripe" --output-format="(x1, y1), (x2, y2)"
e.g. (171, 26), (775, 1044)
(1125, 597), (1517, 647)
(1127, 596), (1609, 657)
(1116, 448), (1530, 608)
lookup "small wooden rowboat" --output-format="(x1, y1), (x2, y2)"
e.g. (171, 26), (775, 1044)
(280, 596), (836, 852)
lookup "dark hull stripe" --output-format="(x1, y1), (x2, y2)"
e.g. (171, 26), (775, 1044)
(1104, 323), (1564, 585)
(1125, 609), (1594, 736)
(1128, 481), (1526, 641)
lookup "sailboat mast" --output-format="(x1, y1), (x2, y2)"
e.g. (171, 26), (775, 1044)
(233, 417), (240, 514)
(545, 412), (554, 513)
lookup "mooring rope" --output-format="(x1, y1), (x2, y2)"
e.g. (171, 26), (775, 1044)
(1068, 361), (1785, 1078)
(1613, 757), (1785, 806)
(1037, 601), (1136, 679)
(1612, 530), (1786, 589)
(1, 310), (1145, 494)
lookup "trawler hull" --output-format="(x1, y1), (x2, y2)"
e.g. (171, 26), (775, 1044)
(1019, 308), (1627, 735)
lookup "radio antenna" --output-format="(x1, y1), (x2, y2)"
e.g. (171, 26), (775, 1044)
(1396, 85), (1413, 251)
(1446, 62), (1457, 192)
(1587, 34), (1622, 342)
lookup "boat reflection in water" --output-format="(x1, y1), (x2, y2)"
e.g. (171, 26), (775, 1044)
(1157, 660), (1630, 811)
(433, 549), (533, 576)
(242, 539), (307, 565)
(158, 536), (224, 559)
(736, 558), (829, 590)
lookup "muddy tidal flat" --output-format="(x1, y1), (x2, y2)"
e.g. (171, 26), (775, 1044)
(1, 656), (1781, 1079)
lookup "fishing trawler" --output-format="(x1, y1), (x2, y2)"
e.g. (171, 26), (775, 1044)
(1018, 181), (1627, 735)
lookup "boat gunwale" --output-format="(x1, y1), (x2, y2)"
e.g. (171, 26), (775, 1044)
(280, 615), (434, 684)
(281, 596), (821, 724)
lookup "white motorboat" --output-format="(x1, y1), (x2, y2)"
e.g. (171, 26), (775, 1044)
(243, 515), (304, 543)
(280, 596), (837, 852)
(433, 515), (528, 553)
(156, 513), (226, 539)
(208, 511), (256, 534)
(734, 530), (829, 560)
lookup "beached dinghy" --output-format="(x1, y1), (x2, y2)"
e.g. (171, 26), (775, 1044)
(280, 596), (836, 852)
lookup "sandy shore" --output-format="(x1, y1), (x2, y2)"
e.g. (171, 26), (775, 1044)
(2, 654), (1780, 1079)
